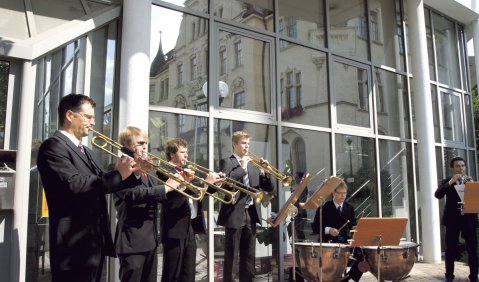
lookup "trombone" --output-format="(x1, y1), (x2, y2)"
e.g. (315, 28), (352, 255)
(185, 160), (265, 205)
(89, 128), (207, 201)
(147, 155), (239, 205)
(246, 152), (293, 187)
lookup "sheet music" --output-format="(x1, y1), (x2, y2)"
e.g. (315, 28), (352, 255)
(455, 184), (465, 203)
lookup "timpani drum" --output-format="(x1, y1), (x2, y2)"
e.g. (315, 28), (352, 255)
(294, 242), (350, 282)
(362, 241), (418, 281)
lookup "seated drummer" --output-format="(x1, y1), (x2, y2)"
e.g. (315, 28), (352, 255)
(312, 180), (363, 282)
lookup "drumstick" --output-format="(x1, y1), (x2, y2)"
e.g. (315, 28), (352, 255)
(337, 220), (350, 232)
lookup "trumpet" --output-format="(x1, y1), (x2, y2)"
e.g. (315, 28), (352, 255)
(147, 155), (239, 205)
(186, 160), (265, 205)
(89, 128), (207, 201)
(247, 152), (293, 186)
(462, 175), (474, 183)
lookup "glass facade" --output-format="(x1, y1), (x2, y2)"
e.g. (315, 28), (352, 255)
(11, 0), (475, 281)
(145, 0), (474, 280)
(0, 61), (9, 148)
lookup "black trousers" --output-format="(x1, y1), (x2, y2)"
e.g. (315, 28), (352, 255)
(118, 249), (157, 282)
(161, 231), (196, 282)
(445, 222), (478, 280)
(223, 207), (257, 282)
(52, 255), (104, 282)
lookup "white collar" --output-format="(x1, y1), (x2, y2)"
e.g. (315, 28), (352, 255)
(60, 130), (83, 147)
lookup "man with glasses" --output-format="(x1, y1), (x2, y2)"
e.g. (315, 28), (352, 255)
(37, 94), (138, 282)
(113, 126), (184, 282)
(312, 180), (361, 282)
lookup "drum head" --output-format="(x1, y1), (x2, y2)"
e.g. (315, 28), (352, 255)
(358, 260), (370, 273)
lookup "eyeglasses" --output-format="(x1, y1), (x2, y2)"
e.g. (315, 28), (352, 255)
(75, 111), (95, 121)
(334, 191), (347, 196)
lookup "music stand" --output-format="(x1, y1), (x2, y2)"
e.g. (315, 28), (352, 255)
(266, 173), (311, 282)
(298, 176), (342, 282)
(464, 182), (479, 214)
(350, 217), (408, 281)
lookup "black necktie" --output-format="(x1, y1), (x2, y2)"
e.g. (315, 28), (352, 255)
(338, 205), (342, 215)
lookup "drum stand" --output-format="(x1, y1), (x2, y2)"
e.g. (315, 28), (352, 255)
(317, 197), (326, 282)
(376, 235), (382, 282)
(288, 205), (299, 281)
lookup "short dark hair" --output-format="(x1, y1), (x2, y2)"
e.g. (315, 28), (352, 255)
(450, 157), (466, 168)
(58, 94), (96, 127)
(165, 138), (188, 161)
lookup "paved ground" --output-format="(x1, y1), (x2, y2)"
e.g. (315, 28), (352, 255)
(353, 261), (472, 282)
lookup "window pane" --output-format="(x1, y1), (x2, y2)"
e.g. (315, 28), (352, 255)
(335, 134), (378, 217)
(213, 119), (277, 279)
(369, 0), (405, 71)
(329, 0), (369, 61)
(0, 61), (9, 148)
(441, 91), (463, 142)
(279, 43), (328, 127)
(431, 85), (440, 142)
(282, 127), (331, 241)
(150, 7), (208, 112)
(213, 0), (273, 32)
(465, 94), (474, 147)
(335, 61), (370, 127)
(217, 31), (271, 113)
(375, 69), (409, 138)
(433, 13), (461, 88)
(278, 0), (325, 48)
(424, 9), (436, 81)
(378, 139), (416, 241)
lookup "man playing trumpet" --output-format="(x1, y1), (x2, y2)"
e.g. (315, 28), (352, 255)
(113, 126), (184, 282)
(218, 131), (274, 282)
(159, 138), (223, 282)
(435, 157), (478, 282)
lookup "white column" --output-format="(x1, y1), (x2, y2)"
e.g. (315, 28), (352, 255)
(11, 61), (36, 281)
(472, 20), (479, 90)
(407, 0), (441, 263)
(118, 0), (152, 131)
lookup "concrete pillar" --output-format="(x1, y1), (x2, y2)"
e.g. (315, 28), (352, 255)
(118, 0), (152, 131)
(11, 61), (36, 281)
(472, 20), (479, 91)
(407, 0), (442, 263)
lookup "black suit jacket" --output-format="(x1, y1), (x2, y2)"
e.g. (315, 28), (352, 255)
(435, 178), (477, 227)
(312, 200), (356, 243)
(37, 131), (124, 272)
(217, 155), (274, 229)
(113, 173), (167, 254)
(157, 166), (209, 240)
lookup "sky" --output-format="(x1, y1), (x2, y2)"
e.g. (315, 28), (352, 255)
(150, 3), (184, 60)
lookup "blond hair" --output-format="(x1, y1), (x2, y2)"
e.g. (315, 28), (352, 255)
(232, 131), (250, 144)
(118, 126), (148, 147)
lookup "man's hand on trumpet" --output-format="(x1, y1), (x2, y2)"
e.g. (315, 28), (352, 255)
(115, 156), (139, 180)
(204, 172), (225, 186)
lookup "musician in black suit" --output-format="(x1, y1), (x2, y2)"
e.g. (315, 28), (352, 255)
(113, 126), (184, 282)
(312, 180), (362, 282)
(37, 94), (137, 282)
(435, 157), (478, 282)
(159, 138), (222, 282)
(218, 131), (274, 282)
